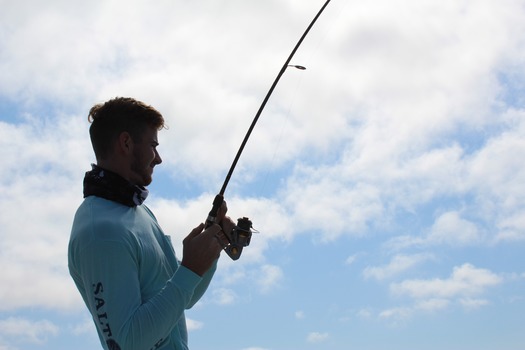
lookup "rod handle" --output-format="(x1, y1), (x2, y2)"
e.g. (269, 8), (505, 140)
(205, 194), (224, 228)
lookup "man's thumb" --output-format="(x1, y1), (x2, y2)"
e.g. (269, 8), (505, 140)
(185, 223), (205, 241)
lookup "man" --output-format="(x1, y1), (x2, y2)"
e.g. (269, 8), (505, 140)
(68, 97), (232, 350)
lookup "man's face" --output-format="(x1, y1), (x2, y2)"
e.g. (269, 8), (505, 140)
(129, 127), (162, 186)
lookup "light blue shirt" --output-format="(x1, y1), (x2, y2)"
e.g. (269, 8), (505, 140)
(68, 196), (216, 350)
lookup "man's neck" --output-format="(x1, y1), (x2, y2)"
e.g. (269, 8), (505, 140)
(96, 159), (130, 183)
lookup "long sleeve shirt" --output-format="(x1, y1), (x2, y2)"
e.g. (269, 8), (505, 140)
(68, 196), (216, 350)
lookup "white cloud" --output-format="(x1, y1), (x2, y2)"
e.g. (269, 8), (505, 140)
(0, 117), (91, 312)
(345, 254), (358, 266)
(357, 309), (373, 320)
(306, 331), (329, 343)
(380, 264), (502, 322)
(295, 310), (305, 320)
(427, 212), (481, 246)
(186, 318), (204, 332)
(0, 317), (59, 345)
(212, 288), (237, 306)
(379, 295), (490, 324)
(363, 253), (432, 280)
(70, 317), (96, 336)
(256, 265), (284, 294)
(414, 298), (450, 312)
(378, 307), (412, 323)
(0, 343), (18, 350)
(379, 299), (450, 323)
(386, 211), (487, 250)
(391, 263), (502, 300)
(459, 298), (490, 310)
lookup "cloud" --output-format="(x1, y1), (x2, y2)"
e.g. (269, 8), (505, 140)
(379, 264), (502, 323)
(363, 253), (432, 280)
(391, 263), (502, 301)
(459, 298), (490, 310)
(295, 310), (305, 320)
(386, 211), (484, 250)
(380, 296), (489, 325)
(357, 309), (373, 320)
(211, 288), (237, 306)
(344, 254), (358, 266)
(70, 317), (96, 336)
(427, 212), (481, 245)
(213, 263), (285, 297)
(255, 265), (284, 294)
(306, 331), (329, 343)
(0, 117), (91, 312)
(414, 298), (450, 312)
(379, 299), (450, 324)
(186, 318), (203, 332)
(378, 307), (413, 323)
(0, 317), (59, 345)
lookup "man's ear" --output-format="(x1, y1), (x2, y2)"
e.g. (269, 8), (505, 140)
(117, 131), (134, 155)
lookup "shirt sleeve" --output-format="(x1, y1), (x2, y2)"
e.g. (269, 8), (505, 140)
(72, 237), (202, 350)
(186, 258), (218, 309)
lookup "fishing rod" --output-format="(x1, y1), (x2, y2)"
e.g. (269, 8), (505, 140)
(207, 0), (332, 260)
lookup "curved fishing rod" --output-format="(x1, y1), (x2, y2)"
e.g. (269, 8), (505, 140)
(207, 0), (332, 260)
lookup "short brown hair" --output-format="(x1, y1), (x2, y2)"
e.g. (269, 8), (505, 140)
(88, 97), (165, 160)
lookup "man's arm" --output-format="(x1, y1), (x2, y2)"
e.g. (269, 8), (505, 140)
(72, 238), (202, 350)
(185, 214), (236, 308)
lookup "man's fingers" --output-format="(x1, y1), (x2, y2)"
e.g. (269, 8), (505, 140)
(216, 201), (228, 222)
(220, 216), (236, 235)
(203, 223), (222, 237)
(184, 223), (205, 242)
(214, 230), (230, 249)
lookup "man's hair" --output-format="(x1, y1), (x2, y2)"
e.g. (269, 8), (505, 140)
(88, 97), (165, 160)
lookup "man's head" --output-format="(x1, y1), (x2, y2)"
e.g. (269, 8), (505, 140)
(88, 97), (165, 186)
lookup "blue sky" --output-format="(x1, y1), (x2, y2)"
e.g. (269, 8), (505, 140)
(1, 0), (525, 349)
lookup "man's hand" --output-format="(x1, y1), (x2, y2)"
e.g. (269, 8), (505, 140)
(215, 201), (236, 247)
(181, 223), (223, 276)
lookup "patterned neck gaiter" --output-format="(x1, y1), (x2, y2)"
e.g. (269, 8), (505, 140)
(83, 164), (149, 207)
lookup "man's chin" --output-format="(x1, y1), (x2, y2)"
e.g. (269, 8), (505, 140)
(141, 175), (153, 187)
(130, 172), (153, 187)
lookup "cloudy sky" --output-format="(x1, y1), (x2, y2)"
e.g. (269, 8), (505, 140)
(1, 0), (525, 349)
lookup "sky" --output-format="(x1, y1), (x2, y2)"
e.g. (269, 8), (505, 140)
(1, 0), (525, 349)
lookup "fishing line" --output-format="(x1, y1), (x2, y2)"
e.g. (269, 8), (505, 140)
(206, 0), (333, 260)
(255, 3), (343, 217)
(255, 69), (305, 189)
(258, 0), (345, 193)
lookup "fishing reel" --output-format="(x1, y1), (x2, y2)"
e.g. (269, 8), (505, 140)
(207, 194), (256, 260)
(222, 217), (255, 260)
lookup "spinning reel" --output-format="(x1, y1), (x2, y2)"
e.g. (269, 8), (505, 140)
(206, 194), (256, 261)
(223, 216), (255, 260)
